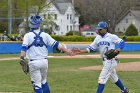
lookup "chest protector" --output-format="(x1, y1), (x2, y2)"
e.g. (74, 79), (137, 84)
(28, 30), (47, 49)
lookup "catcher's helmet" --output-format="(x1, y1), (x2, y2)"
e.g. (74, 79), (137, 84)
(96, 21), (108, 30)
(29, 15), (42, 28)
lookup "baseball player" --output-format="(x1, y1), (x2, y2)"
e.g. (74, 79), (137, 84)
(73, 21), (129, 93)
(20, 15), (73, 93)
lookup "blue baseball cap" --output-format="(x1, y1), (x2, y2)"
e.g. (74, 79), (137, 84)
(96, 21), (108, 30)
(29, 15), (42, 28)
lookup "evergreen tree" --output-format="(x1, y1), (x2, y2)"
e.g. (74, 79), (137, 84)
(125, 24), (138, 36)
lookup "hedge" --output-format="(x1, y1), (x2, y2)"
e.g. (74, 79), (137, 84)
(1, 34), (140, 42)
(52, 35), (140, 42)
(51, 35), (95, 42)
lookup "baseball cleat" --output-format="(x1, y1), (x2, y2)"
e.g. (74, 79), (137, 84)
(121, 88), (129, 93)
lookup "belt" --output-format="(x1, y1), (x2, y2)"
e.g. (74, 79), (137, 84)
(30, 58), (47, 61)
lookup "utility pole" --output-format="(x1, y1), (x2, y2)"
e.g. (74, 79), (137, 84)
(25, 0), (29, 31)
(8, 0), (12, 34)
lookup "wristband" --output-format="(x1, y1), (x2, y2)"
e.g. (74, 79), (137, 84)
(20, 56), (24, 60)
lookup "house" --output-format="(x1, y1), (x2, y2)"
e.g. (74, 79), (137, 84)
(41, 0), (80, 35)
(115, 10), (140, 35)
(80, 24), (97, 37)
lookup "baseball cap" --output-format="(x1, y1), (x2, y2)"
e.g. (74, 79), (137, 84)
(29, 15), (42, 28)
(96, 21), (108, 30)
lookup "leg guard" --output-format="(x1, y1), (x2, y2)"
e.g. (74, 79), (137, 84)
(96, 84), (105, 93)
(42, 82), (50, 93)
(34, 85), (43, 93)
(115, 79), (125, 91)
(31, 81), (43, 93)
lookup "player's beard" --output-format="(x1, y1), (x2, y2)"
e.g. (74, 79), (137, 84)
(98, 31), (106, 37)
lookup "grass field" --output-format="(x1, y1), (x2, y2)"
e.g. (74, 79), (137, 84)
(0, 54), (140, 93)
(0, 51), (140, 58)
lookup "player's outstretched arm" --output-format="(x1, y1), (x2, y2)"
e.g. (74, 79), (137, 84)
(58, 44), (74, 56)
(72, 48), (88, 55)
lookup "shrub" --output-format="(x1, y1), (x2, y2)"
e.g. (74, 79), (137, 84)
(66, 31), (81, 36)
(125, 24), (138, 36)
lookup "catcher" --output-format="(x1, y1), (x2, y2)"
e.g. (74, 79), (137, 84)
(19, 15), (74, 93)
(73, 21), (129, 93)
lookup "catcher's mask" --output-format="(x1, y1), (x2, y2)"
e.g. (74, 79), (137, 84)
(29, 15), (42, 29)
(96, 21), (108, 36)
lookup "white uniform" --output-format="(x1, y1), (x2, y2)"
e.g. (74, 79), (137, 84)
(87, 33), (122, 84)
(22, 29), (57, 88)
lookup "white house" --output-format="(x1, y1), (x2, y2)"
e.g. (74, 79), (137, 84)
(41, 0), (80, 35)
(115, 10), (140, 35)
(80, 25), (97, 37)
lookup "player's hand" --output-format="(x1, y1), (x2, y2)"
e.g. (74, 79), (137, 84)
(115, 48), (120, 54)
(65, 49), (74, 56)
(72, 48), (81, 55)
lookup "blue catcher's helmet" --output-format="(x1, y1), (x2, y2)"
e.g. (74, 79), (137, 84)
(29, 15), (42, 28)
(96, 21), (108, 30)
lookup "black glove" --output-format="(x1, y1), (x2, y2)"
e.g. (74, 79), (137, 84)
(20, 56), (29, 74)
(105, 49), (120, 60)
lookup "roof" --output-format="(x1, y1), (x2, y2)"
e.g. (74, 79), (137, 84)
(130, 10), (140, 20)
(117, 10), (140, 24)
(55, 3), (71, 14)
(51, 0), (73, 14)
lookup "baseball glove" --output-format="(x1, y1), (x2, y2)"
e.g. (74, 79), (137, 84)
(105, 49), (120, 60)
(20, 56), (29, 74)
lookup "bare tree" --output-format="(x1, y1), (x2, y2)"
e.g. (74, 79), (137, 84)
(74, 0), (134, 33)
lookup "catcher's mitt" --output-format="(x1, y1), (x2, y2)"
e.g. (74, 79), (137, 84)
(20, 56), (29, 74)
(105, 49), (120, 60)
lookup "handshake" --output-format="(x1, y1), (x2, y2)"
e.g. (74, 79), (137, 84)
(64, 48), (82, 56)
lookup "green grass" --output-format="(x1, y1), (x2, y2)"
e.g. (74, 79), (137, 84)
(0, 51), (140, 58)
(0, 57), (140, 93)
(0, 54), (19, 58)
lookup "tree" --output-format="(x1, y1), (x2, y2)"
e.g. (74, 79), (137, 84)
(125, 24), (138, 36)
(74, 0), (132, 33)
(0, 0), (47, 34)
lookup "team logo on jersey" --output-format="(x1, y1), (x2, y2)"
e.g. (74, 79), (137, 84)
(97, 41), (110, 46)
(34, 37), (44, 47)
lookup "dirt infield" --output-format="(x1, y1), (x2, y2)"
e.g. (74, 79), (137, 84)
(80, 62), (140, 71)
(78, 54), (140, 71)
(0, 54), (140, 71)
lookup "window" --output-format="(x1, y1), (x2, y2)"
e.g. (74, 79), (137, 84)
(54, 14), (57, 20)
(48, 14), (51, 19)
(86, 33), (90, 35)
(61, 32), (63, 35)
(67, 14), (69, 20)
(126, 19), (128, 23)
(123, 27), (125, 31)
(118, 28), (120, 31)
(91, 33), (94, 35)
(70, 25), (72, 31)
(70, 14), (72, 20)
(67, 25), (69, 31)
